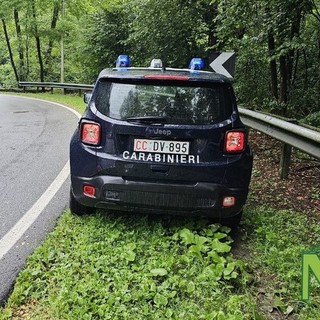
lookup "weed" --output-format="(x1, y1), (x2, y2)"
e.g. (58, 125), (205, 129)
(1, 212), (257, 319)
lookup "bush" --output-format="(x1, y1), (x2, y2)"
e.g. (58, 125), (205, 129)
(301, 111), (320, 128)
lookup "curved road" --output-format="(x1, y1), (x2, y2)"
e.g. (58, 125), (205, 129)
(0, 94), (80, 305)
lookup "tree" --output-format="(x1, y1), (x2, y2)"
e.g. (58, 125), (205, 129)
(14, 8), (25, 81)
(0, 0), (319, 125)
(30, 0), (45, 84)
(1, 18), (19, 83)
(44, 3), (60, 77)
(0, 0), (98, 84)
(216, 0), (320, 118)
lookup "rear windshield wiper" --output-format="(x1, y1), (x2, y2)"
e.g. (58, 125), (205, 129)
(124, 116), (167, 124)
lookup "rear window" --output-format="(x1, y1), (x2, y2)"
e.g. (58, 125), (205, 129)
(94, 79), (234, 125)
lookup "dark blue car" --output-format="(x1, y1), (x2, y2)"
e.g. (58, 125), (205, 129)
(69, 56), (253, 226)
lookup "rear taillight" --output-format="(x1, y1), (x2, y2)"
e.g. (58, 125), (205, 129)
(81, 122), (101, 145)
(225, 131), (245, 153)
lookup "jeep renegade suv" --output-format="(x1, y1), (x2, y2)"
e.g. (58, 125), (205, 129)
(69, 56), (253, 226)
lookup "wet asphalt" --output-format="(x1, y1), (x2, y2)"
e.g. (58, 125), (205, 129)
(0, 94), (79, 305)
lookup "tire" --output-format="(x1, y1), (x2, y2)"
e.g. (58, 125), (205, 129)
(220, 210), (243, 229)
(69, 188), (95, 216)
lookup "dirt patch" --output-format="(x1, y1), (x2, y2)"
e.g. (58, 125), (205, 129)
(247, 130), (320, 217)
(234, 130), (320, 320)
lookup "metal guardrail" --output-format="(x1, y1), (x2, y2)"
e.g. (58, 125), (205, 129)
(239, 108), (320, 159)
(19, 81), (94, 93)
(239, 108), (320, 178)
(19, 81), (320, 178)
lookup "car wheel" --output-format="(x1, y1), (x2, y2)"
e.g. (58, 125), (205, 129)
(221, 210), (243, 229)
(69, 188), (95, 216)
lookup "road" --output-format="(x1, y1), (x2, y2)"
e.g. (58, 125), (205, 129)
(0, 94), (80, 305)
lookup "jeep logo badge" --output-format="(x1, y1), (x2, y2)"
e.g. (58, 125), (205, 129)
(145, 127), (172, 136)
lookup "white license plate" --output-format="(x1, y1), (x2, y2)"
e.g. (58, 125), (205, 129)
(134, 139), (189, 155)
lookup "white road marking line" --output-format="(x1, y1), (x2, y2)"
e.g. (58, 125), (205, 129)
(0, 95), (81, 260)
(0, 162), (69, 260)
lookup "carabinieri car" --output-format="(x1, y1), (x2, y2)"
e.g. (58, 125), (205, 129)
(69, 55), (253, 226)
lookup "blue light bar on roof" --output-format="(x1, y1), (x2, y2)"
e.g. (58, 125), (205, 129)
(116, 55), (131, 68)
(189, 58), (205, 70)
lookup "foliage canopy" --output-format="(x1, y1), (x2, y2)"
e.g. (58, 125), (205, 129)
(1, 0), (320, 123)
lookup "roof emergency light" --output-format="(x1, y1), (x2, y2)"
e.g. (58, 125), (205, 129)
(150, 59), (163, 68)
(116, 55), (131, 68)
(189, 58), (205, 70)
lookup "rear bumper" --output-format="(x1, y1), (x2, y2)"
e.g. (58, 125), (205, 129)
(71, 175), (249, 218)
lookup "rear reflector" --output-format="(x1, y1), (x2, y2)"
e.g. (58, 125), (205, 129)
(81, 122), (101, 145)
(222, 196), (236, 207)
(225, 131), (245, 153)
(83, 185), (96, 198)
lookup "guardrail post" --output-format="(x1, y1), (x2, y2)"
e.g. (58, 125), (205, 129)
(279, 119), (297, 179)
(279, 143), (292, 179)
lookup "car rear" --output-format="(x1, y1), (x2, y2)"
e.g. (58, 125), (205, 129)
(70, 65), (253, 222)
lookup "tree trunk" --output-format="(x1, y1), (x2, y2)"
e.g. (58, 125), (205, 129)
(287, 8), (302, 88)
(14, 9), (25, 81)
(31, 0), (45, 87)
(2, 19), (19, 83)
(279, 55), (288, 115)
(268, 32), (278, 100)
(25, 2), (31, 78)
(45, 4), (60, 77)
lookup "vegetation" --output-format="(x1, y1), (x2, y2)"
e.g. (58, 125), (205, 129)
(0, 208), (319, 319)
(1, 0), (320, 123)
(0, 213), (253, 319)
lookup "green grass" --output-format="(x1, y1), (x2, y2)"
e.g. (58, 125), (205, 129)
(0, 92), (319, 319)
(1, 209), (319, 319)
(244, 207), (320, 318)
(1, 213), (257, 319)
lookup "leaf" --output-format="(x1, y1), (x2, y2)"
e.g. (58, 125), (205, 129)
(219, 226), (231, 234)
(179, 228), (195, 245)
(205, 224), (221, 236)
(186, 281), (195, 293)
(223, 262), (236, 276)
(211, 238), (231, 253)
(213, 232), (228, 240)
(153, 293), (168, 306)
(194, 235), (210, 247)
(188, 245), (203, 260)
(165, 308), (174, 318)
(207, 251), (226, 264)
(224, 271), (238, 280)
(150, 268), (168, 277)
(124, 250), (136, 262)
(202, 263), (224, 281)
